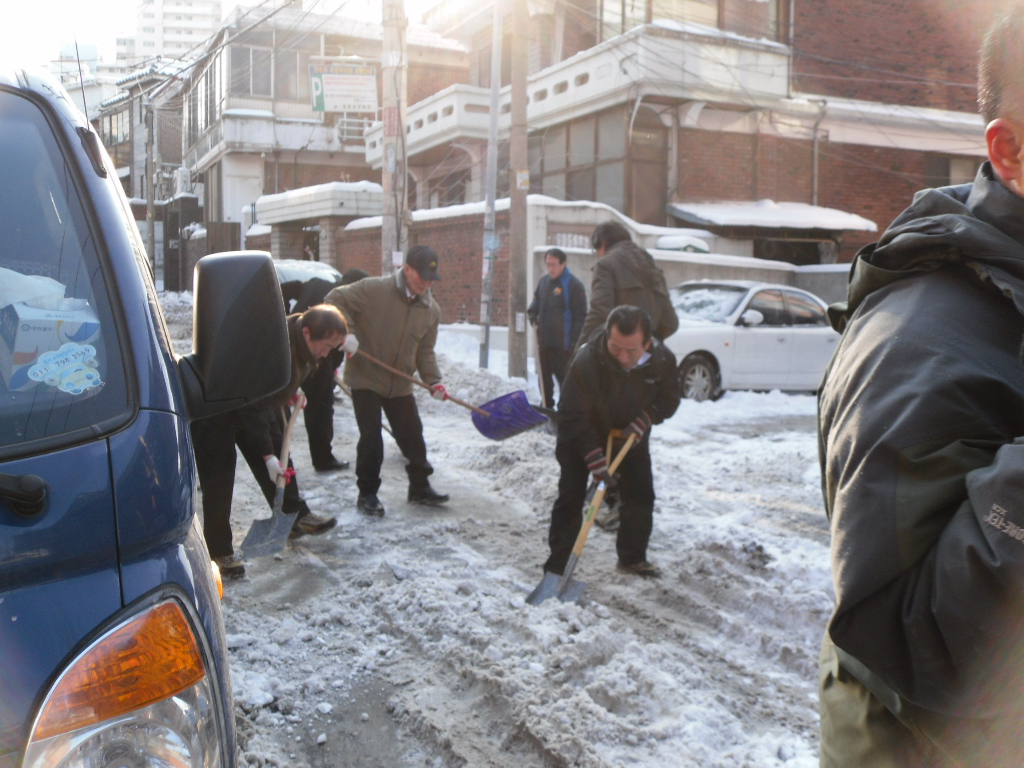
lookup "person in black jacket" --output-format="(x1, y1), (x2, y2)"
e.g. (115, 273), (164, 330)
(295, 267), (369, 472)
(817, 10), (1024, 764)
(193, 305), (349, 578)
(543, 305), (679, 579)
(527, 248), (587, 408)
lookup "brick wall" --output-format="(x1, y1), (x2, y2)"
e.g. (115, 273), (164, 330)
(409, 63), (470, 104)
(674, 127), (937, 262)
(329, 212), (509, 325)
(818, 142), (927, 259)
(793, 0), (1014, 111)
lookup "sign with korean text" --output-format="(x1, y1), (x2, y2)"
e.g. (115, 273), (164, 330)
(309, 64), (378, 113)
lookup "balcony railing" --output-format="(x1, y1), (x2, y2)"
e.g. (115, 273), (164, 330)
(365, 23), (790, 168)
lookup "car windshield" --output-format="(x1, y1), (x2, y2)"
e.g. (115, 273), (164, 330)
(0, 89), (128, 457)
(671, 284), (748, 323)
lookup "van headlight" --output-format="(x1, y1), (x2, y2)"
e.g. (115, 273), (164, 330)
(22, 600), (223, 768)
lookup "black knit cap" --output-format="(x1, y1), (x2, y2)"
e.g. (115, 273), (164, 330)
(405, 245), (441, 281)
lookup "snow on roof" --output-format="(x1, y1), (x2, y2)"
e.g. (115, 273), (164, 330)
(246, 223), (272, 237)
(222, 108), (275, 119)
(667, 200), (877, 232)
(345, 195), (719, 236)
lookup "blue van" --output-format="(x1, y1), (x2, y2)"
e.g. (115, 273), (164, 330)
(0, 70), (290, 767)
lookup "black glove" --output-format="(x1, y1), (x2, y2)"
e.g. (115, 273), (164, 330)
(584, 448), (616, 488)
(624, 411), (652, 444)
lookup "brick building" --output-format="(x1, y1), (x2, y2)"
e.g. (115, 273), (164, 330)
(361, 0), (1013, 262)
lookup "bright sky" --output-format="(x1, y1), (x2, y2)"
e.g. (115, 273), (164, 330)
(0, 0), (436, 73)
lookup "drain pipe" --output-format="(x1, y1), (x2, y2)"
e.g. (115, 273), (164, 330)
(812, 99), (827, 206)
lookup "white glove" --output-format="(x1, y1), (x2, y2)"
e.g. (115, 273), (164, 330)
(341, 334), (359, 357)
(264, 455), (285, 483)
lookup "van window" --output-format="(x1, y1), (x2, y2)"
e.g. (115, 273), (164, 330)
(0, 89), (129, 456)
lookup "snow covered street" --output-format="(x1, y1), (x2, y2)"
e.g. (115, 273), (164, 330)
(163, 293), (833, 767)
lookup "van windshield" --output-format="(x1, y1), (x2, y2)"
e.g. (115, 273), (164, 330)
(0, 90), (128, 456)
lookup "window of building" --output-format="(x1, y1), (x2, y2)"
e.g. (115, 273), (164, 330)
(273, 46), (313, 103)
(601, 0), (783, 42)
(530, 105), (667, 223)
(230, 45), (272, 97)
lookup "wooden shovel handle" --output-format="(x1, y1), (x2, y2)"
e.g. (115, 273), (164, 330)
(570, 433), (637, 558)
(277, 392), (304, 490)
(355, 349), (490, 417)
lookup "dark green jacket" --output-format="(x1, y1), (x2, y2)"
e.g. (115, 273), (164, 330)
(819, 163), (1024, 758)
(578, 240), (679, 345)
(325, 270), (441, 398)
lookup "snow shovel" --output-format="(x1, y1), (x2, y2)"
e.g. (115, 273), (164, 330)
(527, 432), (637, 605)
(355, 350), (548, 441)
(239, 394), (304, 558)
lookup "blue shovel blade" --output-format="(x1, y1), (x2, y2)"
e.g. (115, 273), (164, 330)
(471, 390), (548, 441)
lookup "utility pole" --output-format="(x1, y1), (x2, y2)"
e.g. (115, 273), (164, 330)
(145, 101), (156, 276)
(478, 0), (503, 369)
(507, 0), (529, 378)
(381, 0), (408, 275)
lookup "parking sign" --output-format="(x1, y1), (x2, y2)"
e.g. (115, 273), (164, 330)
(309, 64), (378, 113)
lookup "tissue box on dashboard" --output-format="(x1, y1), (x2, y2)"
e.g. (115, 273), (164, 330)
(0, 299), (101, 391)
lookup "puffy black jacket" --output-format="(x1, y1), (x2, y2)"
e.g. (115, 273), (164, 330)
(819, 163), (1024, 754)
(557, 328), (679, 458)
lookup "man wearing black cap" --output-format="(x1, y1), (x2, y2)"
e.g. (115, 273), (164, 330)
(324, 246), (449, 516)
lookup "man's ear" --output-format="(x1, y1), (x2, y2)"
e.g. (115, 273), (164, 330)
(986, 118), (1024, 187)
(644, 338), (653, 351)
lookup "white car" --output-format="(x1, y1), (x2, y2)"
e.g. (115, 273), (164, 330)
(664, 280), (841, 401)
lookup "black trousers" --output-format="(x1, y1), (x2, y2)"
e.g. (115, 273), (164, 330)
(350, 389), (433, 496)
(301, 353), (341, 468)
(538, 346), (571, 409)
(544, 439), (655, 575)
(191, 409), (309, 559)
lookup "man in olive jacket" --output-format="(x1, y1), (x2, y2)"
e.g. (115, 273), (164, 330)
(544, 305), (679, 579)
(325, 246), (448, 517)
(577, 221), (678, 347)
(818, 10), (1024, 764)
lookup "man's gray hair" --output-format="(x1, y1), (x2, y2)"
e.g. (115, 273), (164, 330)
(979, 5), (1024, 124)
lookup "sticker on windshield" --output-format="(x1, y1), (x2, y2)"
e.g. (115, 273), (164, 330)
(28, 343), (102, 395)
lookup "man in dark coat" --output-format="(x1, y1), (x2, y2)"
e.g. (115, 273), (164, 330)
(818, 9), (1024, 764)
(577, 221), (678, 347)
(544, 305), (679, 579)
(193, 305), (349, 577)
(528, 247), (587, 409)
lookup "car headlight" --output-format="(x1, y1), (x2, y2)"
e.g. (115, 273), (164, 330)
(22, 600), (223, 768)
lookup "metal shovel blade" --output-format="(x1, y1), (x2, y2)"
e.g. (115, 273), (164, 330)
(240, 488), (298, 558)
(472, 390), (549, 441)
(525, 570), (588, 606)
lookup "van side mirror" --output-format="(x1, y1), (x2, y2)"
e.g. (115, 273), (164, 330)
(177, 251), (290, 421)
(739, 309), (765, 327)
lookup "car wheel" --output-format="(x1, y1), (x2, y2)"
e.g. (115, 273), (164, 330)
(679, 354), (722, 402)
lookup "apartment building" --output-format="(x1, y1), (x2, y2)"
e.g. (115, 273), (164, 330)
(367, 0), (1005, 263)
(134, 0), (222, 65)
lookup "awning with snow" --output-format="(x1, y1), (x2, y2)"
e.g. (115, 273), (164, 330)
(666, 200), (877, 234)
